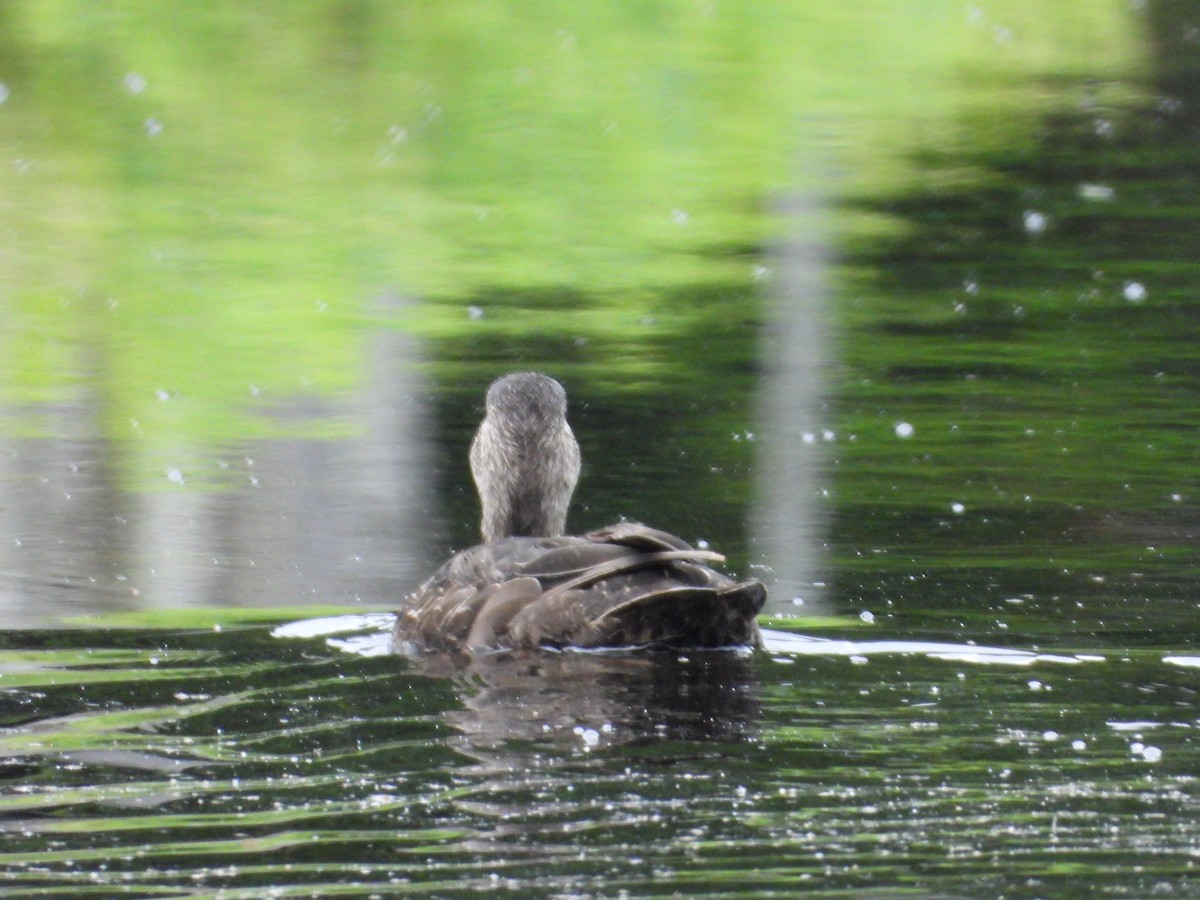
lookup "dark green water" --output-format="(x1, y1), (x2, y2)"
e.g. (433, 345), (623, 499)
(2, 1), (1200, 896)
(2, 622), (1197, 897)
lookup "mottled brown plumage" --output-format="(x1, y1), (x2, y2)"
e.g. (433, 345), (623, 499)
(393, 373), (765, 654)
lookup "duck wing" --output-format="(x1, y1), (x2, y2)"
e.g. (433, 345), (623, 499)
(393, 527), (765, 653)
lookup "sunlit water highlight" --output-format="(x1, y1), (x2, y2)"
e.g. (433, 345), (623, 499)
(273, 613), (1107, 667)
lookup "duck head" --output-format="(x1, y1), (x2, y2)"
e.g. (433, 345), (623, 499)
(469, 372), (582, 542)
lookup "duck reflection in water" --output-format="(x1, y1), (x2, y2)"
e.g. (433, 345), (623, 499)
(418, 650), (762, 765)
(393, 372), (765, 654)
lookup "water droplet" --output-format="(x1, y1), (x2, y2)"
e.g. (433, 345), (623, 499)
(951, 502), (965, 514)
(1078, 183), (1114, 201)
(1122, 281), (1147, 302)
(1022, 210), (1047, 234)
(123, 72), (147, 95)
(894, 422), (914, 439)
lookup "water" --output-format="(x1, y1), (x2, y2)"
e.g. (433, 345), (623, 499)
(3, 1), (1200, 896)
(2, 620), (1197, 896)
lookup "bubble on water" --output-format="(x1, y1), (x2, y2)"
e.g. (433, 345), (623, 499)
(1094, 118), (1114, 139)
(144, 117), (163, 137)
(166, 467), (185, 485)
(1122, 281), (1147, 302)
(951, 502), (965, 514)
(859, 610), (875, 624)
(894, 422), (914, 439)
(155, 388), (170, 401)
(573, 726), (600, 749)
(1042, 730), (1059, 742)
(802, 432), (816, 444)
(0, 84), (9, 105)
(1022, 210), (1047, 234)
(1027, 679), (1043, 691)
(467, 305), (484, 320)
(670, 209), (690, 225)
(1072, 739), (1087, 751)
(821, 429), (836, 442)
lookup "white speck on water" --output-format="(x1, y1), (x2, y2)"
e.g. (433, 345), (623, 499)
(859, 610), (875, 624)
(850, 655), (869, 665)
(1094, 118), (1114, 139)
(155, 388), (170, 401)
(1122, 281), (1147, 302)
(1134, 743), (1163, 762)
(1170, 493), (1183, 502)
(792, 597), (805, 606)
(1078, 183), (1114, 201)
(467, 305), (484, 320)
(574, 726), (600, 749)
(821, 429), (836, 442)
(124, 72), (147, 95)
(0, 84), (9, 104)
(1072, 739), (1087, 751)
(213, 623), (222, 633)
(1043, 730), (1059, 742)
(802, 432), (816, 444)
(1028, 679), (1043, 691)
(144, 118), (163, 137)
(166, 468), (185, 485)
(696, 539), (709, 550)
(951, 502), (965, 514)
(963, 279), (979, 295)
(894, 422), (914, 439)
(670, 209), (690, 225)
(1022, 210), (1047, 234)
(752, 265), (770, 282)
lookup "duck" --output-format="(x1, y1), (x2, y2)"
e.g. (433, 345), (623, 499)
(392, 372), (765, 654)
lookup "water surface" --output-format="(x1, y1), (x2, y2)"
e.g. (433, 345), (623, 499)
(2, 1), (1199, 896)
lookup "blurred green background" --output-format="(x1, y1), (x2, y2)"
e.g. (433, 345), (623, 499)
(0, 0), (1196, 626)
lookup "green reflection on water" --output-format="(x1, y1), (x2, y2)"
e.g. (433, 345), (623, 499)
(1, 1), (1141, 458)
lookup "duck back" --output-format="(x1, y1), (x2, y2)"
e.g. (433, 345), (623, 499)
(393, 523), (765, 653)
